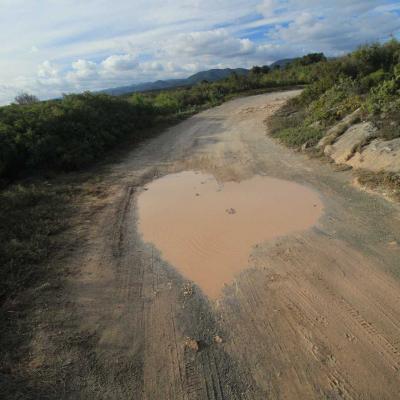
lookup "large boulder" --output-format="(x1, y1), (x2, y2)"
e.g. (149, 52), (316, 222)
(347, 137), (400, 173)
(317, 108), (362, 150)
(325, 122), (377, 164)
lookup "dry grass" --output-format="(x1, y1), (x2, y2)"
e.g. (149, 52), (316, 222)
(356, 170), (400, 201)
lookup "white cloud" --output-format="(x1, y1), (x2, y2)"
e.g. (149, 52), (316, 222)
(68, 59), (98, 81)
(268, 6), (400, 54)
(102, 54), (138, 72)
(165, 29), (255, 58)
(38, 61), (59, 80)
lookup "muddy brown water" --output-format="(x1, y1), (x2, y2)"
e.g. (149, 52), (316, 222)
(137, 170), (323, 298)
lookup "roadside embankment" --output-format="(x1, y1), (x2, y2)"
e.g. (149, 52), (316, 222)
(267, 40), (400, 200)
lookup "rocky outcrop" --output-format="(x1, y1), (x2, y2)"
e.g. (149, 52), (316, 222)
(317, 108), (362, 149)
(324, 122), (376, 164)
(316, 111), (400, 173)
(347, 137), (400, 173)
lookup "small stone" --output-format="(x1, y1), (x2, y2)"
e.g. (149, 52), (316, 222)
(225, 208), (236, 215)
(184, 337), (199, 352)
(34, 282), (52, 292)
(301, 140), (313, 151)
(214, 335), (223, 344)
(324, 144), (334, 156)
(183, 283), (194, 297)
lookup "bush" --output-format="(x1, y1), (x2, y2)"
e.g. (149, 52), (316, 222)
(365, 78), (400, 114)
(14, 93), (39, 105)
(0, 92), (160, 178)
(359, 69), (389, 91)
(154, 92), (182, 114)
(305, 78), (362, 126)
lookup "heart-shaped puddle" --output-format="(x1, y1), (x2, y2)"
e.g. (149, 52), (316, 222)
(137, 171), (323, 299)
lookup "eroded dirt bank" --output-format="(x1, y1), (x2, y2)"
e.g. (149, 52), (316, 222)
(27, 91), (400, 399)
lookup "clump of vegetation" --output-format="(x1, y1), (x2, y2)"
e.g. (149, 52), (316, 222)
(363, 67), (400, 140)
(303, 77), (362, 127)
(0, 92), (158, 180)
(13, 92), (40, 105)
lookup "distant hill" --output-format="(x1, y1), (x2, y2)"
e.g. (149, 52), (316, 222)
(186, 68), (248, 84)
(101, 68), (249, 96)
(270, 58), (299, 69)
(270, 55), (333, 69)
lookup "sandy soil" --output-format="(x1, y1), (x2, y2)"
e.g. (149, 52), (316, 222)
(29, 91), (400, 399)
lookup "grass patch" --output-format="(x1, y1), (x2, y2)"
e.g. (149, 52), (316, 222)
(356, 170), (400, 200)
(0, 183), (73, 304)
(271, 126), (324, 148)
(267, 101), (324, 148)
(0, 180), (75, 394)
(268, 102), (305, 132)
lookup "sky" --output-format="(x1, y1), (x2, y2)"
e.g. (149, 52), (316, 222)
(0, 0), (400, 104)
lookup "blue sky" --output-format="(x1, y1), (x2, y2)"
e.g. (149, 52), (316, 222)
(0, 0), (400, 104)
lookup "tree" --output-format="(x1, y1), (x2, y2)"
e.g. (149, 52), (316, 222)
(261, 65), (271, 74)
(297, 53), (327, 66)
(250, 66), (263, 75)
(14, 92), (39, 105)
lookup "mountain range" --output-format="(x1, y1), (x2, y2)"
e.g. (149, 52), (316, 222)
(101, 58), (303, 96)
(101, 68), (249, 96)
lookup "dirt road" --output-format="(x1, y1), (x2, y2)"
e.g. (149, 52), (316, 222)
(31, 91), (400, 399)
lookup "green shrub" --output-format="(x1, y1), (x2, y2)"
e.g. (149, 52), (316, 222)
(305, 78), (362, 126)
(0, 92), (160, 178)
(365, 78), (400, 114)
(359, 69), (389, 91)
(154, 92), (182, 113)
